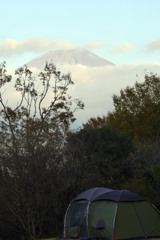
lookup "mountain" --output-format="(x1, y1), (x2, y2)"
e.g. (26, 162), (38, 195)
(25, 48), (115, 69)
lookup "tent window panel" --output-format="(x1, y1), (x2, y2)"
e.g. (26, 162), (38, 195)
(69, 202), (88, 227)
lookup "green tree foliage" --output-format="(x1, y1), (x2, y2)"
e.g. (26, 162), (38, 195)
(65, 127), (134, 191)
(124, 141), (160, 209)
(0, 62), (84, 240)
(106, 73), (160, 141)
(101, 73), (160, 208)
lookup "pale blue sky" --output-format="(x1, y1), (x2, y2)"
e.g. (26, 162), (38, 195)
(1, 0), (160, 68)
(1, 0), (160, 126)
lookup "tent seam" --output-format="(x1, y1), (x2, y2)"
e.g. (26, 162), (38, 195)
(132, 202), (146, 238)
(112, 202), (118, 240)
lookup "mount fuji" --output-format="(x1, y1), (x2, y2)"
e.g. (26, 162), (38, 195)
(24, 48), (115, 69)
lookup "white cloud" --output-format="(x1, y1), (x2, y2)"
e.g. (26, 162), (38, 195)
(85, 41), (104, 50)
(146, 38), (160, 51)
(0, 37), (76, 57)
(85, 41), (114, 50)
(110, 43), (132, 54)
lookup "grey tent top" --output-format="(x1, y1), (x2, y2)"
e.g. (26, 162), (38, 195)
(74, 187), (145, 202)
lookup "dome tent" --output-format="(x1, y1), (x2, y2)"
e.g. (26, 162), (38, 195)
(63, 187), (160, 240)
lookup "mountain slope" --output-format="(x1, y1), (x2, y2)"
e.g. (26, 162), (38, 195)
(25, 48), (115, 69)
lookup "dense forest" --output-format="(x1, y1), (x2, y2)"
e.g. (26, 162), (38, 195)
(0, 62), (159, 240)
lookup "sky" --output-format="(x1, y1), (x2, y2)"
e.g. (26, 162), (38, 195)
(1, 0), (160, 126)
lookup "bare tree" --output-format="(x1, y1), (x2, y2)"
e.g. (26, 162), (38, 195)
(0, 62), (84, 239)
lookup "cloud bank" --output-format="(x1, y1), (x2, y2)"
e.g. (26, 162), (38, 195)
(39, 62), (160, 127)
(146, 38), (160, 52)
(0, 37), (76, 57)
(2, 62), (160, 128)
(0, 37), (133, 58)
(110, 43), (132, 54)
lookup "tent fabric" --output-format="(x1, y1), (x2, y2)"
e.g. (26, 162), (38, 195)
(114, 201), (160, 239)
(133, 201), (160, 237)
(64, 187), (160, 240)
(114, 202), (146, 239)
(74, 187), (113, 202)
(74, 187), (145, 202)
(95, 189), (145, 202)
(88, 200), (117, 239)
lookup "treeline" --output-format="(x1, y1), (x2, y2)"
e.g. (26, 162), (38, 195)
(0, 63), (159, 240)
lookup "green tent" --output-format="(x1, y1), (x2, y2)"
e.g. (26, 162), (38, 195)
(63, 188), (160, 240)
